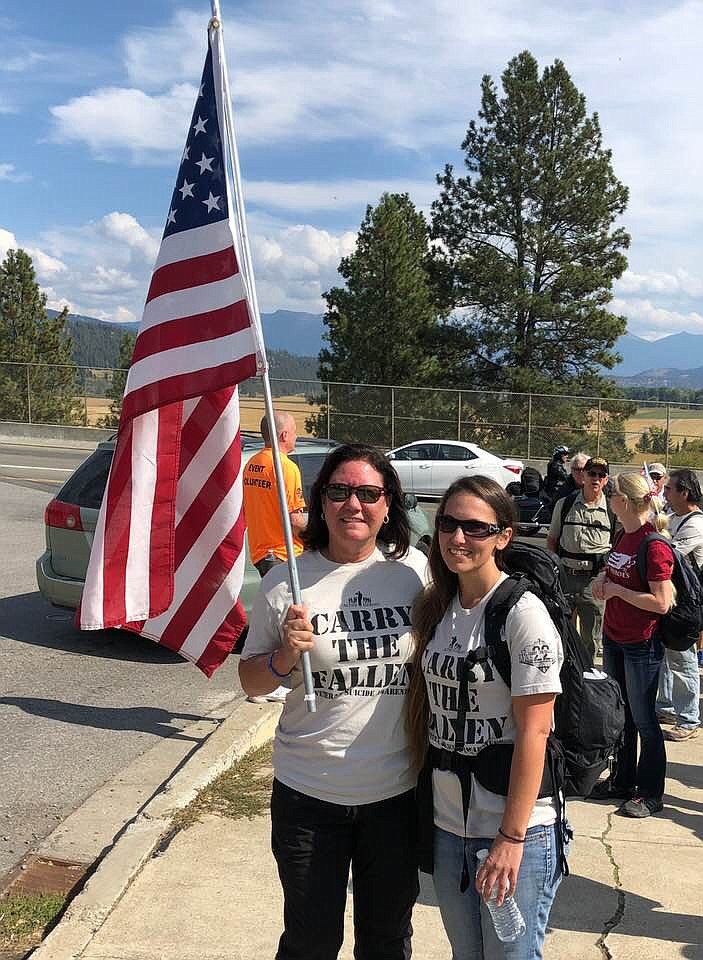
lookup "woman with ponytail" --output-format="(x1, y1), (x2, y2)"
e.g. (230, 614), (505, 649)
(591, 472), (673, 818)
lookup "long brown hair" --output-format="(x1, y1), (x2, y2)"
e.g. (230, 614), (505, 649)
(405, 476), (516, 768)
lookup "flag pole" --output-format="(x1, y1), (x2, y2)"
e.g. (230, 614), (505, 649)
(210, 1), (316, 712)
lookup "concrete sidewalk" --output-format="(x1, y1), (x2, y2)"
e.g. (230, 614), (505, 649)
(36, 721), (701, 960)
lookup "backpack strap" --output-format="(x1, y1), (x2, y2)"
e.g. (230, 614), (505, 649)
(555, 491), (579, 546)
(482, 576), (532, 689)
(635, 533), (674, 589)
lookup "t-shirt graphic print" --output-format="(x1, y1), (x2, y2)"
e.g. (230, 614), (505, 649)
(422, 574), (563, 837)
(243, 546), (427, 805)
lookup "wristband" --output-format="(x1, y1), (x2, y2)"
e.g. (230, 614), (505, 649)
(268, 651), (294, 679)
(498, 827), (526, 844)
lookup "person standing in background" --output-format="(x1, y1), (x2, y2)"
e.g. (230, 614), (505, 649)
(646, 463), (668, 499)
(657, 469), (703, 739)
(553, 452), (589, 503)
(243, 412), (307, 577)
(547, 457), (613, 660)
(242, 411), (306, 703)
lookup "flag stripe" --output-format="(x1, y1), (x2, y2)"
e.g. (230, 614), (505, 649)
(154, 219), (234, 272)
(179, 544), (248, 666)
(146, 246), (238, 304)
(175, 430), (242, 567)
(179, 389), (234, 477)
(148, 406), (181, 617)
(100, 421), (134, 624)
(121, 353), (256, 423)
(139, 272), (246, 333)
(178, 392), (237, 513)
(124, 411), (159, 616)
(130, 301), (252, 366)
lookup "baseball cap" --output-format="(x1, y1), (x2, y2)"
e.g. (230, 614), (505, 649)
(647, 462), (666, 479)
(584, 456), (609, 475)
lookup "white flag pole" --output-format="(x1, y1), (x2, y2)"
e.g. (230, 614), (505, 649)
(209, 1), (316, 712)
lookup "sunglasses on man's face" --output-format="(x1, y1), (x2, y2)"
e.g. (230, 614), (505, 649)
(587, 470), (607, 479)
(572, 466), (586, 473)
(436, 514), (505, 540)
(324, 483), (386, 503)
(649, 473), (663, 482)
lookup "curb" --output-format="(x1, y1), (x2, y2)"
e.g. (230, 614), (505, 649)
(31, 699), (281, 960)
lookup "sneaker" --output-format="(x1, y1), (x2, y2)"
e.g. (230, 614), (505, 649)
(663, 725), (700, 741)
(247, 685), (290, 704)
(588, 779), (635, 802)
(697, 650), (703, 668)
(656, 712), (677, 725)
(619, 796), (663, 818)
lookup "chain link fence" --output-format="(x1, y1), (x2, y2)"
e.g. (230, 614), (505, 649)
(4, 361), (703, 468)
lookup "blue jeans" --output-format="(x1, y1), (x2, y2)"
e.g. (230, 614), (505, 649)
(603, 635), (666, 798)
(656, 646), (701, 729)
(433, 824), (566, 960)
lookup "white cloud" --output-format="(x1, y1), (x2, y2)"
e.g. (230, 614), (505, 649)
(91, 306), (137, 323)
(0, 228), (17, 260)
(26, 247), (66, 279)
(96, 213), (159, 263)
(0, 163), (30, 182)
(1, 50), (48, 73)
(613, 297), (703, 338)
(77, 265), (140, 295)
(617, 269), (703, 299)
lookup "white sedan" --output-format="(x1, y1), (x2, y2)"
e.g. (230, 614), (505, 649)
(386, 440), (523, 498)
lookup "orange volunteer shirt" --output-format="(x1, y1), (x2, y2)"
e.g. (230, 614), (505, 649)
(243, 448), (306, 564)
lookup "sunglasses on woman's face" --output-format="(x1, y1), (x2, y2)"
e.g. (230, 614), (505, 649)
(324, 483), (386, 503)
(436, 514), (504, 539)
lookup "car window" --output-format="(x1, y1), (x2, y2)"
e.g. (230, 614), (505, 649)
(400, 444), (437, 461)
(58, 449), (113, 509)
(437, 443), (477, 462)
(289, 452), (329, 502)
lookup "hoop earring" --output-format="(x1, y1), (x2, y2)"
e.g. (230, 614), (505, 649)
(383, 515), (389, 525)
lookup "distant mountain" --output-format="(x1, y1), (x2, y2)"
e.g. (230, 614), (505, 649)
(260, 310), (324, 355)
(611, 332), (703, 377)
(614, 367), (703, 389)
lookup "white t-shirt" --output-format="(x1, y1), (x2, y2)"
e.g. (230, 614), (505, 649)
(243, 546), (427, 805)
(669, 511), (703, 569)
(422, 574), (563, 838)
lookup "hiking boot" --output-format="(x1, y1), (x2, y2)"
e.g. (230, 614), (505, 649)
(588, 779), (635, 801)
(663, 725), (700, 741)
(619, 796), (664, 818)
(655, 712), (676, 725)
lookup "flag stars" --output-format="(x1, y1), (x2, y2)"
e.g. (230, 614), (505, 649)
(179, 179), (195, 199)
(203, 191), (221, 213)
(181, 146), (190, 163)
(195, 153), (214, 174)
(193, 115), (208, 135)
(166, 208), (177, 225)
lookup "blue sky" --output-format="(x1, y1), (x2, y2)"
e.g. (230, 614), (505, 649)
(1, 0), (702, 340)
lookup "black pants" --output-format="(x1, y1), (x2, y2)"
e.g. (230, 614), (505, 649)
(270, 779), (419, 960)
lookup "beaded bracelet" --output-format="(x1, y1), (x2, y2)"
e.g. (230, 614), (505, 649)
(498, 827), (526, 844)
(268, 651), (294, 679)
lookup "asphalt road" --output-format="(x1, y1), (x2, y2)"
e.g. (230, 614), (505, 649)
(0, 465), (246, 881)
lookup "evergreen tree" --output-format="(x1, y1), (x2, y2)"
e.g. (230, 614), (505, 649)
(309, 193), (446, 444)
(97, 331), (136, 427)
(431, 51), (629, 394)
(0, 248), (80, 424)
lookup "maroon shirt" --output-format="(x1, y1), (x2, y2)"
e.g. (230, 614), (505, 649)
(603, 522), (674, 644)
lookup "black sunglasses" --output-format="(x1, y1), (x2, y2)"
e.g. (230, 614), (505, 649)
(436, 514), (505, 540)
(324, 483), (386, 503)
(649, 473), (663, 481)
(587, 470), (607, 479)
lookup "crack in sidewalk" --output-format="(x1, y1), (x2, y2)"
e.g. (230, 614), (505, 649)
(596, 811), (626, 959)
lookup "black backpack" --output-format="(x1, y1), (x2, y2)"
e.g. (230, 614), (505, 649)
(483, 541), (625, 799)
(520, 466), (543, 496)
(634, 533), (703, 651)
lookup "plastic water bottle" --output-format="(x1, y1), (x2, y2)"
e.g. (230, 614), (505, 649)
(475, 848), (526, 943)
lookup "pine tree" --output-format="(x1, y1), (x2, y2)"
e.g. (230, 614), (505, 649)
(97, 331), (136, 427)
(309, 193), (446, 444)
(0, 248), (80, 424)
(429, 51), (631, 457)
(432, 51), (629, 394)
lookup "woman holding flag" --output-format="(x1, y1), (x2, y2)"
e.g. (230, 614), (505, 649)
(240, 443), (427, 960)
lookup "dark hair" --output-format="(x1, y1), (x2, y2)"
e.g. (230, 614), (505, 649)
(405, 475), (516, 767)
(301, 443), (410, 559)
(669, 468), (702, 505)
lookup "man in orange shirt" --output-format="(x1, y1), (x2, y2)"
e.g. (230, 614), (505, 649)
(243, 411), (306, 577)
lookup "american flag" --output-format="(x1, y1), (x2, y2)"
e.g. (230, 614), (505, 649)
(79, 25), (260, 676)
